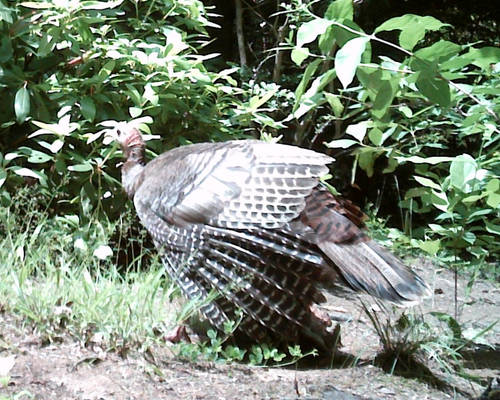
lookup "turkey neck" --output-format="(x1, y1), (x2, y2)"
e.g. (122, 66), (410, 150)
(121, 130), (146, 199)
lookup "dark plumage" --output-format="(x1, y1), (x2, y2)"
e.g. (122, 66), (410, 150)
(108, 123), (430, 349)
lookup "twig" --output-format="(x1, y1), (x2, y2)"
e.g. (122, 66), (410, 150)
(448, 80), (498, 120)
(234, 0), (247, 67)
(272, 17), (288, 82)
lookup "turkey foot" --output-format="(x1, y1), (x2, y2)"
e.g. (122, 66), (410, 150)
(164, 325), (191, 344)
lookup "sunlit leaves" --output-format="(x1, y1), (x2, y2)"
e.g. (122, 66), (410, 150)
(449, 154), (478, 193)
(374, 14), (448, 51)
(345, 121), (368, 142)
(325, 0), (353, 21)
(291, 47), (309, 66)
(335, 37), (369, 88)
(296, 19), (332, 48)
(464, 47), (500, 71)
(414, 40), (461, 64)
(415, 70), (450, 107)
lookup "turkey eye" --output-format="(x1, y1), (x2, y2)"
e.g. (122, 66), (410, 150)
(116, 129), (121, 135)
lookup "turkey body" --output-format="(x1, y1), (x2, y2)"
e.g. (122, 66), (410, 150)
(114, 126), (430, 349)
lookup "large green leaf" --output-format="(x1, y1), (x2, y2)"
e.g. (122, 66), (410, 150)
(372, 80), (396, 118)
(415, 71), (450, 107)
(14, 87), (30, 123)
(374, 15), (448, 51)
(293, 59), (321, 111)
(325, 0), (353, 21)
(449, 154), (478, 193)
(291, 47), (309, 66)
(464, 47), (500, 71)
(345, 121), (368, 142)
(296, 19), (332, 48)
(414, 40), (461, 64)
(325, 139), (357, 149)
(335, 37), (369, 89)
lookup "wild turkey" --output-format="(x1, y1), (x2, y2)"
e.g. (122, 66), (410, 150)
(107, 122), (430, 349)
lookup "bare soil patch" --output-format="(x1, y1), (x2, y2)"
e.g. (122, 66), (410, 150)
(1, 264), (498, 400)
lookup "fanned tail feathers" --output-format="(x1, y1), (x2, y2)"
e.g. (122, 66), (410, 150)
(302, 188), (431, 306)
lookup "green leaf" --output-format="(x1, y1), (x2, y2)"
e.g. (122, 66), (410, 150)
(335, 37), (369, 89)
(0, 169), (6, 188)
(129, 107), (143, 118)
(68, 163), (93, 172)
(26, 149), (52, 163)
(430, 189), (449, 212)
(383, 157), (398, 173)
(14, 87), (30, 123)
(486, 192), (500, 208)
(12, 167), (46, 185)
(324, 93), (344, 117)
(418, 239), (441, 256)
(293, 59), (321, 111)
(297, 19), (332, 48)
(372, 80), (395, 118)
(396, 155), (454, 164)
(374, 15), (448, 51)
(0, 2), (14, 23)
(0, 36), (13, 62)
(486, 179), (499, 193)
(303, 69), (337, 99)
(80, 97), (96, 121)
(399, 105), (413, 118)
(416, 71), (450, 107)
(38, 32), (55, 57)
(248, 87), (278, 111)
(324, 139), (357, 149)
(414, 176), (441, 190)
(19, 2), (53, 9)
(464, 47), (500, 71)
(81, 0), (123, 10)
(449, 154), (478, 193)
(485, 222), (500, 236)
(292, 93), (324, 119)
(414, 40), (461, 64)
(368, 128), (383, 146)
(97, 60), (115, 82)
(291, 47), (310, 66)
(325, 0), (353, 21)
(358, 150), (379, 177)
(332, 19), (365, 48)
(345, 121), (368, 142)
(318, 26), (336, 54)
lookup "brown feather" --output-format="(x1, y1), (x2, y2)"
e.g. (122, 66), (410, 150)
(112, 123), (430, 350)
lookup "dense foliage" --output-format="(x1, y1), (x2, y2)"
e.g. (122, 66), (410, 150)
(0, 0), (498, 273)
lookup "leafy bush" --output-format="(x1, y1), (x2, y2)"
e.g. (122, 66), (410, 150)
(0, 0), (498, 272)
(0, 0), (276, 216)
(279, 0), (499, 270)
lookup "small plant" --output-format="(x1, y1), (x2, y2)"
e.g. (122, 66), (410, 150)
(363, 301), (497, 386)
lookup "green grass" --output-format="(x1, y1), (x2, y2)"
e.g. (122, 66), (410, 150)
(0, 190), (315, 365)
(0, 192), (180, 353)
(0, 189), (494, 377)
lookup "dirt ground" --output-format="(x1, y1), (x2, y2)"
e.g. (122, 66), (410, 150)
(1, 263), (498, 400)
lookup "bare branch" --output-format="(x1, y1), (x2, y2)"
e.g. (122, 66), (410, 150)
(234, 0), (247, 67)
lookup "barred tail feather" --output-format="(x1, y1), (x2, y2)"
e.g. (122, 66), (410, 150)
(319, 240), (431, 306)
